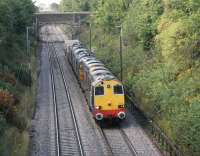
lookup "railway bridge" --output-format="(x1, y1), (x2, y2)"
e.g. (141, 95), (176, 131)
(35, 12), (91, 25)
(34, 12), (91, 36)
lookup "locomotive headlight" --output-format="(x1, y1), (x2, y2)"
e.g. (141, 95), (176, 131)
(95, 106), (102, 110)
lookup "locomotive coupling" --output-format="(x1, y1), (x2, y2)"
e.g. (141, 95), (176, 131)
(118, 112), (126, 119)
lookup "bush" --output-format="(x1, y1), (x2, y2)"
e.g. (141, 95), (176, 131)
(0, 80), (15, 92)
(15, 65), (32, 87)
(0, 0), (35, 155)
(0, 114), (7, 135)
(78, 0), (200, 155)
(0, 90), (19, 125)
(0, 73), (16, 86)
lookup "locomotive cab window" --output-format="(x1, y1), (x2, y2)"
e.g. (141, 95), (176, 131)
(113, 85), (123, 94)
(95, 86), (104, 95)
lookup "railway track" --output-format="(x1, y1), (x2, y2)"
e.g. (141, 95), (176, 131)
(42, 25), (161, 156)
(119, 128), (138, 156)
(47, 41), (84, 156)
(53, 43), (85, 156)
(48, 39), (138, 156)
(98, 124), (139, 156)
(48, 43), (61, 156)
(50, 25), (139, 156)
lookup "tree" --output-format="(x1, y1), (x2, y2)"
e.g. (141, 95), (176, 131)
(79, 0), (200, 155)
(50, 3), (59, 11)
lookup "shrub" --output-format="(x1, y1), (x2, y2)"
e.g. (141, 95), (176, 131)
(0, 90), (18, 125)
(15, 65), (32, 87)
(0, 113), (7, 135)
(0, 73), (16, 86)
(78, 0), (200, 155)
(0, 80), (14, 92)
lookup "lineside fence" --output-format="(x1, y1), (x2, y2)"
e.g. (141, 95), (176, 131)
(125, 88), (182, 156)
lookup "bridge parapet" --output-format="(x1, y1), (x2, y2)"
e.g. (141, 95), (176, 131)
(35, 12), (91, 25)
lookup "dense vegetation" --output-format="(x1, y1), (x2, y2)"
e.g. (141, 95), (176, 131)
(59, 0), (97, 11)
(0, 0), (35, 155)
(60, 0), (200, 155)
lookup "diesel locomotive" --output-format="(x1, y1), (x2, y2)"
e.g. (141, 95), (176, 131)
(66, 40), (126, 121)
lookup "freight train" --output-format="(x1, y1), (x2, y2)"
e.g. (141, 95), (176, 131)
(66, 40), (126, 121)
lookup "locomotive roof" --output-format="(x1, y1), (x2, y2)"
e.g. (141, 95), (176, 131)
(89, 66), (107, 72)
(87, 60), (102, 64)
(83, 60), (102, 69)
(92, 74), (116, 86)
(76, 53), (90, 61)
(82, 57), (96, 62)
(69, 41), (119, 84)
(91, 69), (111, 75)
(75, 50), (87, 56)
(90, 66), (117, 85)
(87, 63), (104, 68)
(74, 48), (87, 54)
(72, 41), (84, 47)
(80, 56), (95, 62)
(83, 59), (99, 64)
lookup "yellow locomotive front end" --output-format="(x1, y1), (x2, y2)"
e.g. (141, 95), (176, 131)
(92, 79), (126, 121)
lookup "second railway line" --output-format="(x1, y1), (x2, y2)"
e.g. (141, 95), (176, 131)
(47, 38), (84, 155)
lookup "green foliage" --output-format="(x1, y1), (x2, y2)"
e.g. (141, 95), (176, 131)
(0, 0), (35, 155)
(0, 0), (35, 65)
(173, 102), (200, 155)
(59, 0), (97, 11)
(0, 114), (8, 135)
(15, 65), (32, 87)
(94, 0), (129, 32)
(0, 81), (14, 92)
(78, 0), (200, 155)
(124, 0), (163, 50)
(50, 3), (59, 11)
(0, 0), (34, 85)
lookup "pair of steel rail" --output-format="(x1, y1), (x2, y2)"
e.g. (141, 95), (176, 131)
(48, 42), (84, 156)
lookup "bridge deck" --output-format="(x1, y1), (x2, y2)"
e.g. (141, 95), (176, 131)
(35, 12), (91, 25)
